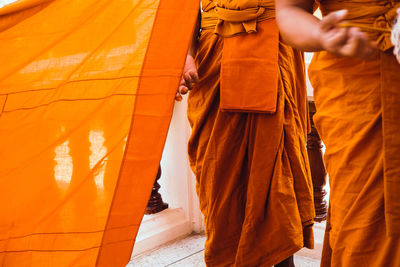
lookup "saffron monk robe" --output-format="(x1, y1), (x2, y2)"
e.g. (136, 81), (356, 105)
(176, 1), (315, 266)
(276, 0), (400, 266)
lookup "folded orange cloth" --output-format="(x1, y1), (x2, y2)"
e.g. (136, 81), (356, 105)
(220, 19), (279, 113)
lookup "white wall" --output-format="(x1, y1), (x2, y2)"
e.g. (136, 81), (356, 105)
(159, 95), (204, 232)
(131, 95), (204, 258)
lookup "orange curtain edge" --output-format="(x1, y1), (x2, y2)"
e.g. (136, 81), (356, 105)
(95, 0), (200, 266)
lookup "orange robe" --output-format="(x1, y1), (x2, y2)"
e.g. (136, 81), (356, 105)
(0, 0), (198, 265)
(187, 1), (315, 266)
(309, 1), (400, 266)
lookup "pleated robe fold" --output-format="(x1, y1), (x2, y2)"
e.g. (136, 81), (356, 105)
(187, 27), (315, 266)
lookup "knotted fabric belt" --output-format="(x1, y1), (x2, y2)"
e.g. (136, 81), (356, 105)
(199, 1), (280, 113)
(319, 1), (400, 51)
(201, 1), (275, 37)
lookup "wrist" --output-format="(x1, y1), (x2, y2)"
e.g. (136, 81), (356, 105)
(311, 23), (325, 51)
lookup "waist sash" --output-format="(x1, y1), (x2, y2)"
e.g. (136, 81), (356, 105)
(319, 0), (400, 51)
(200, 0), (280, 113)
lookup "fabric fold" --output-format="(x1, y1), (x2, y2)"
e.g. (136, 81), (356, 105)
(316, 0), (400, 236)
(188, 1), (315, 265)
(220, 19), (279, 113)
(0, 0), (199, 265)
(310, 1), (400, 266)
(201, 0), (279, 113)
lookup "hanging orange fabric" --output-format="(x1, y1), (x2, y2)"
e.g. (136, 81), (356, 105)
(310, 1), (400, 266)
(220, 19), (279, 113)
(0, 0), (199, 266)
(201, 0), (279, 113)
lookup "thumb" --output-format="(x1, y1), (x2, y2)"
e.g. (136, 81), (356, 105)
(320, 9), (348, 31)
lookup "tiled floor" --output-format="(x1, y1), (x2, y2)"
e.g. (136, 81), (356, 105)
(129, 221), (326, 267)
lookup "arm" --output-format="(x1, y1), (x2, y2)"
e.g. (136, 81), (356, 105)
(176, 10), (201, 101)
(275, 0), (375, 59)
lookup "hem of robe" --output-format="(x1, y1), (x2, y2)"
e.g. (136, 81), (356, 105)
(204, 242), (302, 266)
(203, 224), (314, 266)
(309, 43), (400, 267)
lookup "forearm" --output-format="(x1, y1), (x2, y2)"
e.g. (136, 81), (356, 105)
(276, 2), (323, 52)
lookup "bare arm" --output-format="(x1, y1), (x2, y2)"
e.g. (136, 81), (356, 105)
(276, 0), (321, 51)
(276, 0), (376, 59)
(176, 10), (200, 101)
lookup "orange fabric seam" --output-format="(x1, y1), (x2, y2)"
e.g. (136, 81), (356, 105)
(93, 0), (163, 265)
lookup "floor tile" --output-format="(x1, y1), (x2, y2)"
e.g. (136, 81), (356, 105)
(129, 221), (327, 267)
(167, 251), (206, 267)
(128, 234), (206, 267)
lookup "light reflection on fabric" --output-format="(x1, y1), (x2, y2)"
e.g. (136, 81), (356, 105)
(0, 0), (199, 264)
(89, 130), (107, 192)
(54, 139), (73, 189)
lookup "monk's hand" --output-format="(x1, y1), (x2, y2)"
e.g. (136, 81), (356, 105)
(316, 10), (376, 60)
(176, 54), (199, 101)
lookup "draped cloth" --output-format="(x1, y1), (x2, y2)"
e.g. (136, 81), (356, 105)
(0, 0), (199, 266)
(202, 0), (280, 113)
(309, 1), (400, 266)
(187, 1), (315, 265)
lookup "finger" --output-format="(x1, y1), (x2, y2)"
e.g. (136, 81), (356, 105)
(186, 72), (199, 91)
(179, 85), (189, 95)
(175, 92), (183, 101)
(179, 76), (186, 87)
(188, 70), (199, 83)
(179, 74), (190, 90)
(340, 28), (370, 58)
(349, 28), (370, 57)
(184, 72), (192, 82)
(184, 73), (193, 90)
(325, 27), (348, 50)
(320, 9), (348, 31)
(342, 35), (361, 57)
(177, 75), (188, 99)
